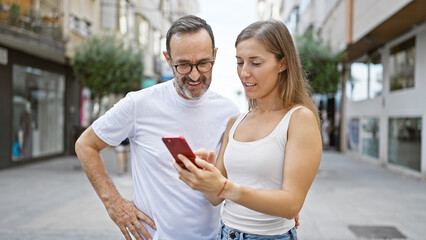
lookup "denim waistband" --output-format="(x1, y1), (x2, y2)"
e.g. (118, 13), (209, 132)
(217, 221), (298, 240)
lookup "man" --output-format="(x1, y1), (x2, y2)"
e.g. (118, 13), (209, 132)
(75, 15), (239, 240)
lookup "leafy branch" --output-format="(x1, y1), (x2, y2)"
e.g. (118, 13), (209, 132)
(296, 29), (345, 95)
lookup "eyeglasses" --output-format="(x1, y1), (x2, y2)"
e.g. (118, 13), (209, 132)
(172, 60), (215, 75)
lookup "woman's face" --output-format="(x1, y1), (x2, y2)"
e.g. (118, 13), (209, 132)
(236, 38), (285, 101)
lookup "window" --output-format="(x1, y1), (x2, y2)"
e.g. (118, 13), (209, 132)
(347, 118), (359, 152)
(81, 19), (92, 37)
(369, 55), (383, 98)
(127, 3), (135, 39)
(101, 0), (118, 30)
(286, 7), (298, 34)
(388, 117), (421, 171)
(137, 16), (149, 48)
(390, 37), (415, 91)
(153, 29), (161, 55)
(12, 65), (65, 160)
(347, 62), (368, 101)
(69, 14), (80, 33)
(347, 54), (383, 101)
(119, 0), (128, 34)
(361, 117), (379, 158)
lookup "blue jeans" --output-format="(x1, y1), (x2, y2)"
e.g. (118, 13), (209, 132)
(217, 221), (298, 240)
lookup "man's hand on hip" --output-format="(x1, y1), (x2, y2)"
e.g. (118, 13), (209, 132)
(105, 196), (156, 240)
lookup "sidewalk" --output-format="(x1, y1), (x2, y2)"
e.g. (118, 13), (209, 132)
(0, 149), (425, 239)
(298, 151), (426, 240)
(0, 148), (130, 240)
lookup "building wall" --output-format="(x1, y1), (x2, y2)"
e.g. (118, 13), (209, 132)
(0, 46), (13, 169)
(320, 0), (346, 52)
(352, 0), (411, 43)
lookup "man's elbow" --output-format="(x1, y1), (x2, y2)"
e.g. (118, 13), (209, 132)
(75, 137), (84, 159)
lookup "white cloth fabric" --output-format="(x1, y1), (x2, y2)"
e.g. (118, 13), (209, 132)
(221, 106), (303, 235)
(92, 80), (239, 240)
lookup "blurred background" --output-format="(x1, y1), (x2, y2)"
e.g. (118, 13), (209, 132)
(1, 0), (425, 176)
(0, 0), (426, 239)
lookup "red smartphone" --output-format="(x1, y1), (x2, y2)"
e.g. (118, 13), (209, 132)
(162, 136), (197, 169)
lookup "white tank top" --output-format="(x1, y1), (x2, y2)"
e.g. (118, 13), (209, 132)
(221, 106), (302, 235)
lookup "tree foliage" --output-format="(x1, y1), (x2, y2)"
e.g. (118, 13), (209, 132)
(72, 35), (143, 99)
(296, 29), (344, 94)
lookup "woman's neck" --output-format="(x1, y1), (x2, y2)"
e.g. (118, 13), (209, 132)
(254, 97), (284, 113)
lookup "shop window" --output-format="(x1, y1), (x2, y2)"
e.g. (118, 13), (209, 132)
(390, 37), (415, 91)
(347, 118), (359, 152)
(12, 65), (65, 161)
(388, 117), (421, 171)
(361, 117), (380, 159)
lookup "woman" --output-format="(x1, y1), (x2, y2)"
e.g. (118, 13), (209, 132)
(174, 20), (322, 239)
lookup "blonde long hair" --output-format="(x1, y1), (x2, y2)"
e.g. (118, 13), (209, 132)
(235, 20), (320, 126)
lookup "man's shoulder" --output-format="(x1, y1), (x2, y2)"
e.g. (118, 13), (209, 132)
(127, 81), (171, 100)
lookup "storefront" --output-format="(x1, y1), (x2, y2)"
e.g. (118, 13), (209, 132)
(0, 46), (80, 169)
(344, 22), (426, 175)
(11, 65), (65, 161)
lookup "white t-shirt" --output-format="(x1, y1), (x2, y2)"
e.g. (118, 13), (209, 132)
(221, 107), (302, 235)
(92, 80), (239, 240)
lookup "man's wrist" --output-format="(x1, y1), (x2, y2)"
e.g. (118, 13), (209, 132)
(100, 188), (121, 207)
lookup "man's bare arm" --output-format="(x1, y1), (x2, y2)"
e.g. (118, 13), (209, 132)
(75, 126), (155, 240)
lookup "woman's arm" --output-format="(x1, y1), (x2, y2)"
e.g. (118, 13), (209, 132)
(219, 107), (322, 219)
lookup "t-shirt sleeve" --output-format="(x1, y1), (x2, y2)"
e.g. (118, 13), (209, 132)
(92, 93), (136, 146)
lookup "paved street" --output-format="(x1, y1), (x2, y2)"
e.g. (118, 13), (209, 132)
(0, 149), (425, 240)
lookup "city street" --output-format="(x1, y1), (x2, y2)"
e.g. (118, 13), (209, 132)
(0, 149), (425, 240)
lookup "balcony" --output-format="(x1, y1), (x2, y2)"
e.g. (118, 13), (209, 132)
(0, 1), (65, 62)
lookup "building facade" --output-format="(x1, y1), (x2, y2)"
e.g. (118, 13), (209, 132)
(258, 0), (426, 177)
(0, 0), (197, 169)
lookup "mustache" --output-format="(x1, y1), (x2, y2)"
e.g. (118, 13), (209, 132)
(182, 76), (207, 83)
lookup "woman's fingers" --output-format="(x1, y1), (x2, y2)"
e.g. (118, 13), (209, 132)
(195, 157), (214, 171)
(194, 148), (208, 159)
(207, 150), (216, 164)
(178, 154), (200, 172)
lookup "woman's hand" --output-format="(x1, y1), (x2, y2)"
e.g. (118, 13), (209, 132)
(173, 152), (226, 196)
(193, 148), (216, 164)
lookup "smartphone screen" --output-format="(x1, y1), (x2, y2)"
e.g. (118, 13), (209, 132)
(162, 136), (197, 169)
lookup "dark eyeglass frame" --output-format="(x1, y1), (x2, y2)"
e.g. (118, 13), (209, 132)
(171, 60), (215, 75)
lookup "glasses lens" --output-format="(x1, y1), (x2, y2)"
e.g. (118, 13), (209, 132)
(176, 64), (191, 75)
(174, 61), (214, 75)
(197, 62), (213, 73)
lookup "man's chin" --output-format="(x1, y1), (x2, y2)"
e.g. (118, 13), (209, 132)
(184, 89), (206, 100)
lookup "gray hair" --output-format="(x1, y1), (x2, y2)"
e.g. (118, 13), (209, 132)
(166, 15), (215, 56)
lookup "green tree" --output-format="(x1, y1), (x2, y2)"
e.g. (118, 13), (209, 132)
(72, 35), (143, 119)
(296, 29), (344, 94)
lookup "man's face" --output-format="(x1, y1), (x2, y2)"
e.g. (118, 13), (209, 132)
(164, 29), (217, 100)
